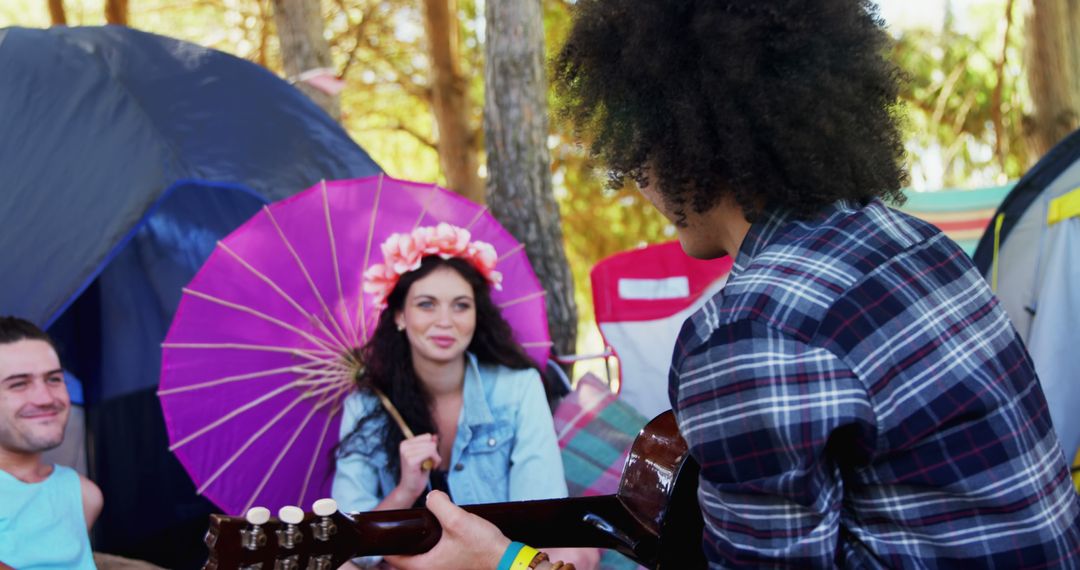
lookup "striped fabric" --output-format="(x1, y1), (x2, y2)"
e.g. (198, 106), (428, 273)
(554, 373), (649, 569)
(898, 185), (1012, 256)
(670, 199), (1080, 568)
(555, 373), (649, 496)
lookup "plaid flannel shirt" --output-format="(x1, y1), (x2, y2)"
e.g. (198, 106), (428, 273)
(670, 199), (1080, 568)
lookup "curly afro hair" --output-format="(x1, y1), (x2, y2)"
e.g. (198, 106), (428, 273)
(553, 0), (908, 222)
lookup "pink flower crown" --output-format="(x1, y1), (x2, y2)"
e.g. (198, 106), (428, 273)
(362, 223), (503, 308)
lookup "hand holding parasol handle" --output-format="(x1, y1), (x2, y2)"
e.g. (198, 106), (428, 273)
(371, 387), (436, 472)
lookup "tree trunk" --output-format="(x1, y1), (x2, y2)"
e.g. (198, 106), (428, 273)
(422, 0), (483, 203)
(1025, 0), (1080, 158)
(104, 0), (127, 25)
(272, 0), (340, 122)
(48, 0), (66, 25)
(484, 0), (578, 364)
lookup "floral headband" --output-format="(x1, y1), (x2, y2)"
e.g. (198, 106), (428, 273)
(362, 223), (503, 308)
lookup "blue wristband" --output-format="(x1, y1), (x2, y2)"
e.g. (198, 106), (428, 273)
(497, 541), (526, 570)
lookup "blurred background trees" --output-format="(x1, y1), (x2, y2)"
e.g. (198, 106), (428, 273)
(1024, 0), (1080, 157)
(4, 0), (1078, 358)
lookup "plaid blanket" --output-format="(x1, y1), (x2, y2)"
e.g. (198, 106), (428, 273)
(554, 373), (651, 569)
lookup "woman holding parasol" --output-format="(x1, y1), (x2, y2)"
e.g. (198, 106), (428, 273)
(332, 223), (597, 569)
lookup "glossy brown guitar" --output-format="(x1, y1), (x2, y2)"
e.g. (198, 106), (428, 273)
(203, 411), (705, 569)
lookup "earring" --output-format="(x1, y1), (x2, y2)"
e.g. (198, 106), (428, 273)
(396, 324), (405, 332)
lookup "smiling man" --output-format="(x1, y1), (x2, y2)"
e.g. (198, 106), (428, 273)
(0, 316), (101, 570)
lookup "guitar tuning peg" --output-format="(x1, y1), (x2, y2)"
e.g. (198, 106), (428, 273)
(245, 506), (271, 526)
(278, 505), (304, 525)
(240, 506), (270, 551)
(311, 498), (339, 542)
(276, 505), (304, 550)
(312, 498), (337, 517)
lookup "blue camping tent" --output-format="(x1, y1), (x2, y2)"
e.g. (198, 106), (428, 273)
(973, 128), (1080, 468)
(0, 26), (379, 568)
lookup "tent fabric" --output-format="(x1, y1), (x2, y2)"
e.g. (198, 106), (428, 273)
(0, 26), (378, 327)
(972, 128), (1080, 465)
(0, 26), (379, 568)
(590, 242), (732, 419)
(973, 129), (1080, 272)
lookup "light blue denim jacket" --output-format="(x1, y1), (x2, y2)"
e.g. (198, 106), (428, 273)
(332, 352), (567, 513)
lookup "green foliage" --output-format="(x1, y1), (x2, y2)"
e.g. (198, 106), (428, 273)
(542, 0), (675, 335)
(889, 0), (1031, 188)
(2, 0), (1037, 357)
(326, 0), (486, 184)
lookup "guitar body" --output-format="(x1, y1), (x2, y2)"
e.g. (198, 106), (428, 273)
(605, 410), (705, 569)
(204, 411), (706, 569)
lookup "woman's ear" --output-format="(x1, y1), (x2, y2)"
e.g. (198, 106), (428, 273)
(394, 311), (405, 332)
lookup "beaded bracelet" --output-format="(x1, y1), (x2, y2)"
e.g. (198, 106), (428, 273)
(526, 552), (549, 569)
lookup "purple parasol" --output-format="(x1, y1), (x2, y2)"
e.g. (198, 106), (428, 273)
(158, 174), (551, 516)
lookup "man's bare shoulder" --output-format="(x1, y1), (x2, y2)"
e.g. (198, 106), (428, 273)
(79, 473), (103, 528)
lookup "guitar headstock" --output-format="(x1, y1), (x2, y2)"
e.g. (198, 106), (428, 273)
(204, 498), (359, 570)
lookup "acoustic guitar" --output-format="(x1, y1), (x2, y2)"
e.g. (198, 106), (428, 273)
(203, 411), (705, 569)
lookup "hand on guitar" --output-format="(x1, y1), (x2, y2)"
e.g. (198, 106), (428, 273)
(386, 492), (599, 570)
(202, 412), (702, 569)
(385, 491), (509, 570)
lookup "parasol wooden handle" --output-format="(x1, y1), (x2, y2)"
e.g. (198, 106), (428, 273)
(372, 388), (435, 472)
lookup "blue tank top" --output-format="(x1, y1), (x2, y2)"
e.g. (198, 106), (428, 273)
(0, 464), (96, 569)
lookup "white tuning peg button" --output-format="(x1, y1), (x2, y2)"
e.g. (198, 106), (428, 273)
(278, 505), (304, 525)
(312, 498), (338, 517)
(245, 506), (271, 526)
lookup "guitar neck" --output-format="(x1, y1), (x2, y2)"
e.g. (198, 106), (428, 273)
(203, 412), (700, 569)
(344, 494), (651, 558)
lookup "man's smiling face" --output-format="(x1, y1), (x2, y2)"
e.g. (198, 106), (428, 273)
(0, 339), (69, 455)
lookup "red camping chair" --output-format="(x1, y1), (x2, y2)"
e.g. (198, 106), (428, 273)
(589, 241), (733, 419)
(546, 243), (730, 568)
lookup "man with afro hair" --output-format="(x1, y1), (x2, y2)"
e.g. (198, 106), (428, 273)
(386, 1), (1080, 568)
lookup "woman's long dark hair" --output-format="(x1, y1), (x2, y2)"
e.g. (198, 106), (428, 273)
(336, 256), (539, 476)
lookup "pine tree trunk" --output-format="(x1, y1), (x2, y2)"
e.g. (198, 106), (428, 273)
(484, 0), (578, 364)
(422, 0), (483, 203)
(48, 0), (66, 25)
(1025, 0), (1080, 157)
(272, 0), (340, 122)
(104, 0), (127, 25)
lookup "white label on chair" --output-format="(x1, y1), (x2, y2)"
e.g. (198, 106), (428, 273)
(618, 277), (690, 300)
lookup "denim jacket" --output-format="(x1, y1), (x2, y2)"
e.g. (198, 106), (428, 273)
(332, 352), (567, 513)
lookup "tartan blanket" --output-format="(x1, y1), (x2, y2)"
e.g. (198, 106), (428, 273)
(554, 373), (651, 569)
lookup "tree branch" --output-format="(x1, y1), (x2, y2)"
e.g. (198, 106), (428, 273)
(335, 0), (381, 81)
(931, 58), (968, 128)
(356, 33), (431, 101)
(48, 0), (66, 25)
(256, 0), (271, 67)
(368, 120), (438, 150)
(104, 0), (128, 25)
(991, 0), (1016, 172)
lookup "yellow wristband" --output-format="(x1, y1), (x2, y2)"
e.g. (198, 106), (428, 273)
(510, 545), (541, 570)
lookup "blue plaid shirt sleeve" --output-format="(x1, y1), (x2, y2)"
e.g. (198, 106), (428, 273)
(674, 319), (876, 567)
